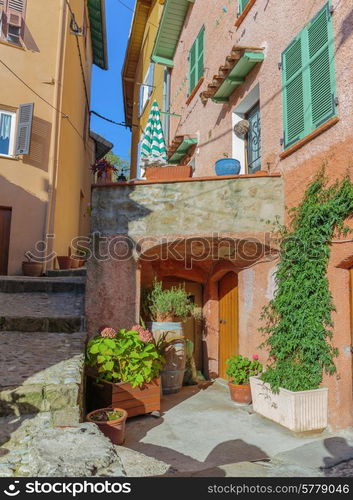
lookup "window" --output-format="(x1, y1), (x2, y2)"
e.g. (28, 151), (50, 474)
(0, 110), (16, 156)
(282, 2), (336, 149)
(138, 63), (155, 116)
(238, 0), (250, 14)
(246, 103), (261, 173)
(188, 27), (204, 94)
(0, 0), (27, 47)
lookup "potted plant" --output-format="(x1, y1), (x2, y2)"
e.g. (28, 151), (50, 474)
(86, 326), (164, 417)
(142, 279), (198, 394)
(22, 254), (43, 277)
(225, 354), (262, 404)
(86, 407), (128, 445)
(250, 171), (352, 432)
(91, 158), (118, 183)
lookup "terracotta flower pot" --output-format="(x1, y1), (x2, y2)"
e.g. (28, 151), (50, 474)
(86, 407), (128, 445)
(78, 259), (86, 267)
(22, 261), (43, 277)
(228, 381), (252, 404)
(145, 165), (192, 181)
(70, 258), (80, 269)
(57, 256), (71, 270)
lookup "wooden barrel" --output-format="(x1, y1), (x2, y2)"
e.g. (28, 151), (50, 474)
(148, 322), (186, 394)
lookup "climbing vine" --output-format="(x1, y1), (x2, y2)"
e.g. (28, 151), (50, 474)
(260, 169), (353, 392)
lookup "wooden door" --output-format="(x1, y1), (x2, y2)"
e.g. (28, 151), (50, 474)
(218, 272), (238, 379)
(0, 207), (12, 275)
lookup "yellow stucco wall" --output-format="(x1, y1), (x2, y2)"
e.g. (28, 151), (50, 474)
(0, 0), (61, 274)
(53, 0), (95, 258)
(130, 0), (165, 178)
(0, 0), (95, 274)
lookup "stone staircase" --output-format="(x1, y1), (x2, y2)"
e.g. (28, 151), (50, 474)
(0, 275), (86, 426)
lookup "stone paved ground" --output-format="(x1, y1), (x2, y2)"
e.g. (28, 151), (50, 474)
(0, 332), (85, 387)
(122, 382), (353, 477)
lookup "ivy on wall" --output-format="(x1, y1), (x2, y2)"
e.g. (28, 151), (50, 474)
(260, 169), (353, 392)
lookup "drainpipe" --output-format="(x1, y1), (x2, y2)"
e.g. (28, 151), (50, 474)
(43, 0), (68, 272)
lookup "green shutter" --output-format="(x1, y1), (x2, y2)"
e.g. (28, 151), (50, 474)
(282, 2), (336, 149)
(239, 0), (249, 14)
(282, 36), (306, 148)
(188, 27), (205, 94)
(197, 27), (204, 82)
(189, 39), (197, 94)
(307, 4), (336, 128)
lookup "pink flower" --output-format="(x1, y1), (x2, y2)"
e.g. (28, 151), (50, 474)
(131, 325), (153, 343)
(100, 326), (117, 338)
(252, 354), (259, 360)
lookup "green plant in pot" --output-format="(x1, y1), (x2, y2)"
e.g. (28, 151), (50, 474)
(250, 169), (353, 431)
(141, 279), (199, 394)
(86, 326), (164, 387)
(226, 354), (262, 404)
(86, 326), (164, 418)
(142, 279), (196, 322)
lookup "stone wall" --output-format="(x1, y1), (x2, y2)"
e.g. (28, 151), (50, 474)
(91, 175), (284, 237)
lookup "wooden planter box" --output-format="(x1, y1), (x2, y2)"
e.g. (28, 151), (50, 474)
(250, 376), (328, 432)
(86, 375), (161, 418)
(145, 165), (192, 181)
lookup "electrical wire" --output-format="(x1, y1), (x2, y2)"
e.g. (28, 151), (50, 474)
(116, 0), (159, 29)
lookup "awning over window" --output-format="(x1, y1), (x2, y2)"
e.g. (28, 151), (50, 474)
(168, 135), (198, 164)
(201, 46), (264, 104)
(151, 0), (195, 67)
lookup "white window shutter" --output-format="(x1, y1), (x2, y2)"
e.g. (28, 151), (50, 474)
(15, 102), (34, 155)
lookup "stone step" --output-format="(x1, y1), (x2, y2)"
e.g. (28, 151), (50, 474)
(0, 292), (84, 318)
(46, 268), (87, 277)
(0, 331), (86, 425)
(0, 315), (84, 333)
(0, 276), (85, 294)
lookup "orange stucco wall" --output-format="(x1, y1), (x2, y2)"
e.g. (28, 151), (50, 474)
(166, 0), (353, 430)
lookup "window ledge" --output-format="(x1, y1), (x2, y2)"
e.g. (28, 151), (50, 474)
(235, 0), (256, 28)
(0, 154), (19, 161)
(186, 77), (204, 106)
(279, 117), (340, 160)
(0, 38), (25, 51)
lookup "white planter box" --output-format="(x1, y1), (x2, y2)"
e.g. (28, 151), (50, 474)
(250, 376), (328, 432)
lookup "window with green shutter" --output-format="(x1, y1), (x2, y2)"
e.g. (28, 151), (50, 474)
(238, 0), (250, 14)
(188, 27), (205, 94)
(282, 2), (336, 149)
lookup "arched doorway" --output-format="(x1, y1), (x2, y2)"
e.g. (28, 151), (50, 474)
(218, 272), (239, 379)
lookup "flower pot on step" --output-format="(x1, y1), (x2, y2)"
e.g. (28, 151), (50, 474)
(250, 376), (328, 432)
(57, 256), (72, 270)
(86, 373), (161, 418)
(70, 258), (80, 269)
(22, 261), (43, 277)
(228, 381), (252, 404)
(86, 407), (127, 445)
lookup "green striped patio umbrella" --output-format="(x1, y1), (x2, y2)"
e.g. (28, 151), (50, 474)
(141, 101), (168, 167)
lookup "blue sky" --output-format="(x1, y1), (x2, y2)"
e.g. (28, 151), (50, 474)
(90, 0), (134, 162)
